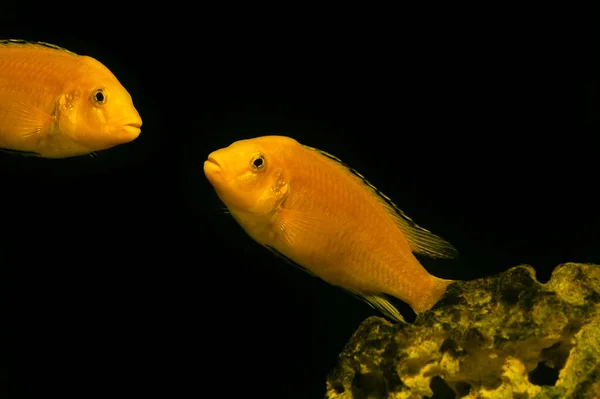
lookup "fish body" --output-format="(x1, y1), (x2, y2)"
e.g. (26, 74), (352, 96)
(204, 135), (458, 322)
(0, 39), (142, 158)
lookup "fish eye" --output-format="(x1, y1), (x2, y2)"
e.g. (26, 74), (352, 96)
(250, 152), (267, 171)
(92, 87), (108, 106)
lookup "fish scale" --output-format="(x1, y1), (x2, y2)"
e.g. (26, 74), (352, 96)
(1, 56), (72, 101)
(297, 149), (413, 292)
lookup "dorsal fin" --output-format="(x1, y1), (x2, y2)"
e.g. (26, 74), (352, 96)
(303, 144), (459, 259)
(0, 39), (78, 56)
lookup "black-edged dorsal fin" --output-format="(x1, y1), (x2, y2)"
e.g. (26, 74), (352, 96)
(0, 39), (78, 56)
(303, 144), (459, 259)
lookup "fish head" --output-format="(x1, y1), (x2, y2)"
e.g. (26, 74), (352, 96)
(204, 136), (296, 217)
(59, 56), (142, 152)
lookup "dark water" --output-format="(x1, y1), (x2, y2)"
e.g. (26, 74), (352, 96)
(2, 7), (598, 399)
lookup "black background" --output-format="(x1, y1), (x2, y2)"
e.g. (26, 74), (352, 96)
(2, 5), (599, 399)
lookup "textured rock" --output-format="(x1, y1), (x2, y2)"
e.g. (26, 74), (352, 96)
(325, 263), (600, 399)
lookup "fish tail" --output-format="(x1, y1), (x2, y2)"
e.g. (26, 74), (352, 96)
(413, 276), (455, 314)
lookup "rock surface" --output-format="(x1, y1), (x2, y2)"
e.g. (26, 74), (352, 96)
(325, 263), (600, 399)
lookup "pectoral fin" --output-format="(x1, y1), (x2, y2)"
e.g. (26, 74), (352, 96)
(276, 205), (330, 249)
(9, 100), (54, 140)
(0, 98), (54, 150)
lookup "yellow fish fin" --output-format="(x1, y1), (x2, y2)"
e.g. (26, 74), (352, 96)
(0, 39), (79, 55)
(303, 144), (459, 260)
(276, 205), (330, 249)
(346, 289), (405, 323)
(0, 148), (40, 157)
(264, 245), (318, 278)
(266, 245), (405, 323)
(1, 99), (55, 144)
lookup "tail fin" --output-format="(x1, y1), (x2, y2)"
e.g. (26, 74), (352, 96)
(413, 277), (454, 314)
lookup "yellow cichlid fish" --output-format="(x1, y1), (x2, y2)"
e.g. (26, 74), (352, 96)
(204, 135), (459, 322)
(0, 39), (142, 158)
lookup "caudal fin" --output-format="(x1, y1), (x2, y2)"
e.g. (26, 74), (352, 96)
(412, 277), (455, 314)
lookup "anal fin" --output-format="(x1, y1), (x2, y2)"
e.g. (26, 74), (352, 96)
(347, 289), (405, 323)
(265, 245), (405, 323)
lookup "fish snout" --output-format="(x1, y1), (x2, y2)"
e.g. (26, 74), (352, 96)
(112, 111), (142, 144)
(204, 151), (224, 183)
(120, 121), (142, 141)
(206, 156), (220, 168)
(205, 150), (224, 168)
(120, 107), (143, 140)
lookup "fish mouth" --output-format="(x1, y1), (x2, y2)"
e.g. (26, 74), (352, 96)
(206, 157), (220, 167)
(121, 122), (142, 140)
(204, 157), (223, 184)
